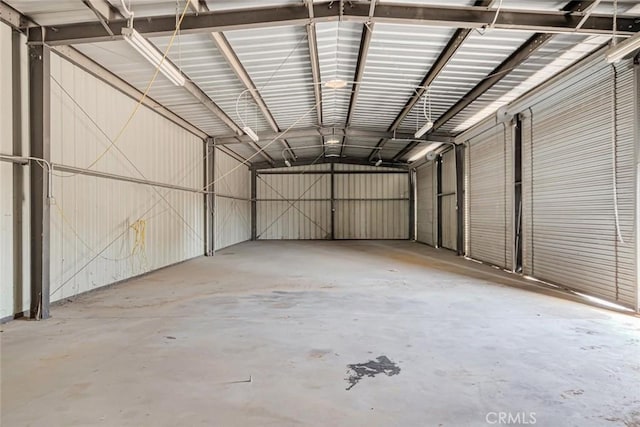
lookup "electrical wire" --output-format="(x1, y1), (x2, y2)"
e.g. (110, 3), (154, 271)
(61, 0), (191, 177)
(611, 63), (624, 244)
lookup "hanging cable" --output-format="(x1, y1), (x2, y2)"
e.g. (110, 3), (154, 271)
(611, 64), (624, 244)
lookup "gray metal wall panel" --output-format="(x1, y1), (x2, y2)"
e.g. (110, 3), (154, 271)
(416, 162), (435, 245)
(467, 124), (512, 268)
(334, 172), (409, 239)
(215, 148), (251, 250)
(256, 173), (331, 239)
(257, 165), (408, 240)
(524, 60), (636, 308)
(48, 53), (205, 302)
(0, 24), (31, 318)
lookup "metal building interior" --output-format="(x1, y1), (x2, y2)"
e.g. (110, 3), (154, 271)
(1, 0), (640, 425)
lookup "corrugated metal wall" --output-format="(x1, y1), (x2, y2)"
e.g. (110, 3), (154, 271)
(256, 164), (409, 240)
(415, 162), (435, 246)
(48, 53), (205, 302)
(466, 124), (513, 269)
(334, 172), (409, 239)
(0, 24), (30, 319)
(520, 59), (636, 308)
(214, 147), (251, 250)
(257, 164), (331, 240)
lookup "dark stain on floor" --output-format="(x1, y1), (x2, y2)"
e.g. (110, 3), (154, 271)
(345, 355), (400, 390)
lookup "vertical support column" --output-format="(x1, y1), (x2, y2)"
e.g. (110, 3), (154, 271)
(408, 169), (415, 241)
(634, 55), (640, 313)
(251, 169), (257, 241)
(29, 41), (50, 320)
(455, 144), (464, 256)
(513, 115), (523, 273)
(330, 162), (335, 240)
(436, 154), (443, 248)
(12, 29), (25, 316)
(204, 138), (215, 256)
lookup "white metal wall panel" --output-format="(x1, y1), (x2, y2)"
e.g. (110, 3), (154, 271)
(523, 60), (636, 308)
(441, 149), (457, 251)
(257, 171), (331, 239)
(49, 53), (204, 303)
(466, 124), (512, 269)
(334, 172), (409, 239)
(215, 147), (251, 250)
(416, 162), (435, 245)
(0, 25), (30, 319)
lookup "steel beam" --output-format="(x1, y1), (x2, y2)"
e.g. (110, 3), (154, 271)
(408, 169), (415, 240)
(634, 53), (640, 313)
(52, 45), (208, 140)
(341, 22), (374, 157)
(392, 0), (596, 161)
(209, 31), (294, 159)
(455, 144), (465, 256)
(28, 40), (51, 320)
(205, 139), (215, 255)
(392, 32), (553, 161)
(0, 0), (32, 29)
(306, 1), (323, 127)
(251, 169), (257, 240)
(370, 0), (493, 162)
(251, 157), (408, 171)
(214, 126), (454, 145)
(82, 0), (122, 21)
(330, 163), (335, 239)
(26, 2), (639, 46)
(12, 29), (25, 317)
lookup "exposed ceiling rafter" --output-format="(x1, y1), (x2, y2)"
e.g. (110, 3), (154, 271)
(368, 0), (494, 162)
(392, 0), (599, 161)
(340, 20), (374, 158)
(250, 156), (409, 171)
(197, 1), (294, 161)
(27, 2), (639, 46)
(306, 0), (323, 128)
(213, 126), (454, 146)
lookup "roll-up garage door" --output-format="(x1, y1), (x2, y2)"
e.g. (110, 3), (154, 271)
(416, 162), (435, 245)
(522, 60), (636, 308)
(466, 125), (512, 269)
(441, 149), (457, 251)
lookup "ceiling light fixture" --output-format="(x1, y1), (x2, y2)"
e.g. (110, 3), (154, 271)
(606, 31), (640, 63)
(414, 121), (434, 139)
(121, 27), (185, 87)
(324, 79), (347, 89)
(375, 159), (383, 167)
(325, 138), (340, 145)
(284, 159), (292, 167)
(242, 126), (260, 143)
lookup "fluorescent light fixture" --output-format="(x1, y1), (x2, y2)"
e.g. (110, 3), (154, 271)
(414, 120), (434, 139)
(606, 32), (640, 63)
(325, 153), (340, 157)
(324, 137), (340, 145)
(324, 79), (347, 89)
(242, 126), (260, 143)
(375, 159), (383, 167)
(284, 159), (292, 167)
(121, 27), (186, 87)
(408, 142), (442, 162)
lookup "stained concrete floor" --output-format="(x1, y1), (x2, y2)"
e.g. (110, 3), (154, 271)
(1, 240), (639, 427)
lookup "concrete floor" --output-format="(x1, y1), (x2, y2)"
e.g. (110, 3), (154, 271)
(1, 240), (639, 427)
